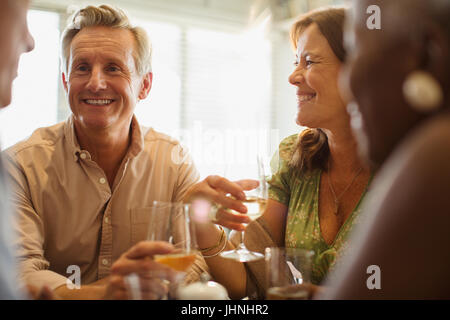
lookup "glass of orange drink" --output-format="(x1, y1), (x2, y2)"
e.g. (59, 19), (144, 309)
(148, 201), (198, 273)
(124, 201), (200, 300)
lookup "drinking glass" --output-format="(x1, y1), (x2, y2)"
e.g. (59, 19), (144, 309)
(219, 156), (269, 262)
(265, 247), (315, 300)
(125, 201), (199, 300)
(147, 201), (198, 272)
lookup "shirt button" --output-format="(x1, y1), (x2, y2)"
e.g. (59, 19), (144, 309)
(104, 217), (109, 223)
(99, 177), (106, 184)
(102, 259), (108, 266)
(80, 153), (87, 159)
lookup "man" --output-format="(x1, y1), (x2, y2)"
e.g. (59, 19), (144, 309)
(4, 4), (198, 299)
(4, 4), (250, 299)
(0, 0), (35, 299)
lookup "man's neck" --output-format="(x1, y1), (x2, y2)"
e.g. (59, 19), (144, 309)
(74, 121), (132, 185)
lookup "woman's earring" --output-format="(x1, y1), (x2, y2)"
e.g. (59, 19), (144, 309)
(402, 70), (443, 112)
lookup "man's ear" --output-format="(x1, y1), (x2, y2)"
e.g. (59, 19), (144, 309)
(62, 72), (69, 93)
(138, 72), (152, 100)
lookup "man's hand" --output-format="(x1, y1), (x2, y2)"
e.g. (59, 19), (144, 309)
(185, 175), (259, 231)
(105, 241), (179, 300)
(27, 284), (58, 300)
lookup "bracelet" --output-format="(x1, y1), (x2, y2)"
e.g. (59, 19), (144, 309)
(199, 226), (225, 253)
(202, 233), (228, 259)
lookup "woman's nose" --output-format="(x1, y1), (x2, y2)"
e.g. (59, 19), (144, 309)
(288, 66), (305, 86)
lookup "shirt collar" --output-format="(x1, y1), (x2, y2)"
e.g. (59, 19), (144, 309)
(128, 115), (144, 158)
(64, 114), (144, 162)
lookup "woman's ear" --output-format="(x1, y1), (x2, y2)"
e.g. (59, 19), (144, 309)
(138, 72), (152, 100)
(422, 22), (449, 84)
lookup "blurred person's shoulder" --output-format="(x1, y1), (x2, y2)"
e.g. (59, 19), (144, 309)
(406, 112), (450, 160)
(388, 112), (450, 186)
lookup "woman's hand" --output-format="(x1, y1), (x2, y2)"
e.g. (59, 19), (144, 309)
(185, 175), (259, 231)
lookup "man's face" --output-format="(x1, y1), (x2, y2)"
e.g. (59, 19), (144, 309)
(63, 26), (151, 133)
(340, 0), (421, 166)
(0, 0), (34, 107)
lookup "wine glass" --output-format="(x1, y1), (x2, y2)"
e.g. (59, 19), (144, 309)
(219, 155), (269, 262)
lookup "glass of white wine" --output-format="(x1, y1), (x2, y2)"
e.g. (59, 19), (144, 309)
(220, 156), (269, 262)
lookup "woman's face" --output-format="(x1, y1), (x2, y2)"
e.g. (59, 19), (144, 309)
(289, 23), (347, 130)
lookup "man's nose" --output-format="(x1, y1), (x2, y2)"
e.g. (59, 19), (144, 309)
(86, 67), (107, 92)
(25, 27), (35, 53)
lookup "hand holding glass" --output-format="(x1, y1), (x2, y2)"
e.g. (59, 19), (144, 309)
(125, 201), (198, 299)
(220, 156), (269, 262)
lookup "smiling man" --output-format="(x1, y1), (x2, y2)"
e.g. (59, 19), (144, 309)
(2, 5), (208, 299)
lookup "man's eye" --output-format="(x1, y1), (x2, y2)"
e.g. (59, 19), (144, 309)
(306, 60), (315, 66)
(107, 66), (120, 72)
(293, 60), (299, 67)
(76, 65), (89, 72)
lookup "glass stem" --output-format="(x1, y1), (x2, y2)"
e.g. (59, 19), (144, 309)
(238, 230), (246, 250)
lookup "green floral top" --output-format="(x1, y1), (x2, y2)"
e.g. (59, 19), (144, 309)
(268, 134), (371, 285)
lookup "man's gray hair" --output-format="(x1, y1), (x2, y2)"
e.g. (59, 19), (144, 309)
(60, 5), (152, 75)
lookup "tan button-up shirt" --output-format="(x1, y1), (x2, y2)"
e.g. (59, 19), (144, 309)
(3, 115), (206, 290)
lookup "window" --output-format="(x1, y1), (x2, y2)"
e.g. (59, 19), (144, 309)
(133, 20), (182, 133)
(133, 18), (274, 179)
(181, 27), (273, 178)
(0, 8), (274, 180)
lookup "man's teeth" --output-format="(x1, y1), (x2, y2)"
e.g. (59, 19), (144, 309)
(298, 95), (316, 102)
(85, 99), (113, 105)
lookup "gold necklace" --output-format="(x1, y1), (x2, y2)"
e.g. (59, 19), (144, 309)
(327, 159), (363, 215)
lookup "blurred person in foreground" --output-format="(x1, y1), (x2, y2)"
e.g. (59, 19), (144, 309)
(321, 0), (450, 299)
(189, 7), (375, 299)
(2, 4), (255, 299)
(0, 0), (34, 299)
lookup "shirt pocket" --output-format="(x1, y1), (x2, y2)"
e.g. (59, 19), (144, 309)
(130, 207), (152, 245)
(130, 207), (171, 246)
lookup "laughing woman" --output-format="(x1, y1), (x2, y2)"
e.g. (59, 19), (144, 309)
(234, 7), (373, 298)
(193, 7), (373, 300)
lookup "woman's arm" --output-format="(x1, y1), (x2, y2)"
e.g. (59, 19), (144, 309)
(192, 200), (287, 299)
(185, 176), (289, 299)
(260, 199), (289, 247)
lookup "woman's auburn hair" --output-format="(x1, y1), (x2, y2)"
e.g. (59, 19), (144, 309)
(288, 7), (346, 172)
